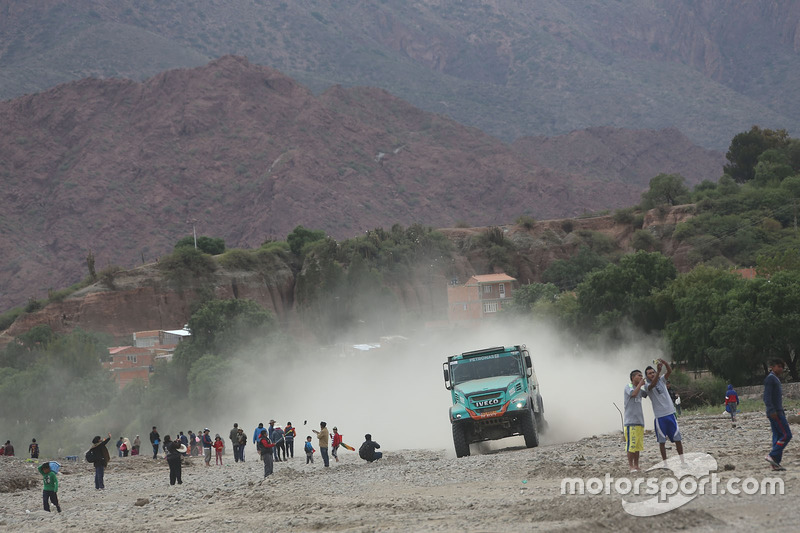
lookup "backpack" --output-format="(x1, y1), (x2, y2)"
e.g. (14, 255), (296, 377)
(85, 447), (97, 463)
(359, 442), (370, 460)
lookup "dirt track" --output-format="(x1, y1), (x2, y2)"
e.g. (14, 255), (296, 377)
(0, 411), (796, 532)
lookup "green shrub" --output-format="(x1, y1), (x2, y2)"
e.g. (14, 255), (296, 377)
(218, 249), (258, 271)
(159, 247), (217, 283)
(174, 235), (226, 255)
(632, 214), (645, 230)
(25, 298), (44, 313)
(561, 219), (575, 233)
(631, 229), (659, 252)
(0, 307), (23, 331)
(612, 207), (635, 225)
(98, 266), (122, 290)
(516, 215), (536, 230)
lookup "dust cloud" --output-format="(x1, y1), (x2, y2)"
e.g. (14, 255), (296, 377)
(214, 317), (661, 456)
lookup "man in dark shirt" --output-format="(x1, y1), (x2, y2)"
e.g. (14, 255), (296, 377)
(149, 426), (160, 460)
(764, 359), (792, 471)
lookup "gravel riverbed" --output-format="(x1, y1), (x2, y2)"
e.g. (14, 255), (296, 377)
(1, 411), (796, 532)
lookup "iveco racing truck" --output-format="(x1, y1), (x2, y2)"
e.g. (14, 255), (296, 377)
(443, 345), (546, 457)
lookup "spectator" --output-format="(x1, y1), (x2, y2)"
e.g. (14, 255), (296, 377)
(166, 438), (185, 485)
(202, 428), (213, 466)
(149, 427), (160, 460)
(213, 434), (224, 465)
(331, 427), (343, 463)
(132, 435), (141, 456)
(257, 429), (276, 478)
(725, 384), (739, 427)
(304, 436), (315, 464)
(312, 421), (330, 467)
(237, 428), (247, 462)
(229, 423), (241, 462)
(29, 438), (39, 459)
(273, 424), (286, 462)
(359, 434), (382, 462)
(37, 462), (61, 513)
(284, 422), (296, 459)
(764, 359), (792, 471)
(89, 433), (111, 489)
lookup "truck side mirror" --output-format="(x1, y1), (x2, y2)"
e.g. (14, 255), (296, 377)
(443, 363), (452, 390)
(525, 354), (533, 377)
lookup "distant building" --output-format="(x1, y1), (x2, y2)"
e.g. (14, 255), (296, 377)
(103, 346), (155, 389)
(105, 327), (191, 389)
(447, 273), (516, 322)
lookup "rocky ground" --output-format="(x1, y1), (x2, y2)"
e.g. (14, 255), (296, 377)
(0, 411), (796, 532)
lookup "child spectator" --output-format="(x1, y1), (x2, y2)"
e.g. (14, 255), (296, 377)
(213, 434), (225, 465)
(304, 436), (315, 464)
(37, 462), (61, 513)
(331, 427), (343, 462)
(725, 384), (739, 427)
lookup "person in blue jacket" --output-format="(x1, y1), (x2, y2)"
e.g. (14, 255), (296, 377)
(253, 422), (266, 445)
(764, 359), (792, 471)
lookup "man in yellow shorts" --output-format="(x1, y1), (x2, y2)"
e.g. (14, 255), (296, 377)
(624, 369), (648, 472)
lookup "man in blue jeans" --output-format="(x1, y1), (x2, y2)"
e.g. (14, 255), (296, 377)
(764, 359), (792, 471)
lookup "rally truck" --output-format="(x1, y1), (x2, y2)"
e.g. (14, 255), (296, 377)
(443, 345), (546, 457)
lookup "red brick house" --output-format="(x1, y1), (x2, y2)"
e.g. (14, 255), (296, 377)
(447, 273), (516, 322)
(103, 346), (155, 389)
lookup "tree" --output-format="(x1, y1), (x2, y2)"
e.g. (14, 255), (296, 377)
(542, 246), (608, 290)
(175, 235), (226, 255)
(724, 126), (790, 183)
(174, 299), (274, 370)
(507, 283), (559, 314)
(577, 251), (677, 333)
(640, 173), (691, 209)
(287, 226), (326, 256)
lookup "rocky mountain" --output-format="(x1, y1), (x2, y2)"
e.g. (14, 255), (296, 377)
(0, 57), (723, 311)
(1, 0), (798, 149)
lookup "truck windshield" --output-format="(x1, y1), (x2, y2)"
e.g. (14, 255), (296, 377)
(450, 353), (522, 385)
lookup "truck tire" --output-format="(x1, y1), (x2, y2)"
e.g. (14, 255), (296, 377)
(452, 424), (470, 458)
(521, 408), (539, 448)
(536, 396), (549, 433)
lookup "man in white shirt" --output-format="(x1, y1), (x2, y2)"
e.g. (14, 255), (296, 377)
(646, 358), (684, 461)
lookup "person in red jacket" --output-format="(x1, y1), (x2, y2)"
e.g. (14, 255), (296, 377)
(213, 434), (225, 465)
(257, 430), (276, 478)
(331, 427), (343, 463)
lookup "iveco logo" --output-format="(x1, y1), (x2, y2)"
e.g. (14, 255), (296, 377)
(474, 398), (501, 407)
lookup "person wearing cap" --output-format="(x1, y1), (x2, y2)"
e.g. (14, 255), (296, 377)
(312, 421), (330, 467)
(201, 428), (213, 466)
(165, 435), (185, 485)
(331, 427), (343, 463)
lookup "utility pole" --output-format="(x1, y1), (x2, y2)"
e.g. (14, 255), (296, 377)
(186, 218), (198, 249)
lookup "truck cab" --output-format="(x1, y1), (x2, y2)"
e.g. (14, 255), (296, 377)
(443, 345), (545, 457)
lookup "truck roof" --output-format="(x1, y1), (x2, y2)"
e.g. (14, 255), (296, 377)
(448, 345), (522, 362)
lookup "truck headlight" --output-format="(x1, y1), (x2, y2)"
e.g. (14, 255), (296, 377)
(513, 397), (527, 409)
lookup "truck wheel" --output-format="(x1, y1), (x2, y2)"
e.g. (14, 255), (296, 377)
(521, 408), (539, 448)
(536, 396), (548, 433)
(452, 424), (470, 457)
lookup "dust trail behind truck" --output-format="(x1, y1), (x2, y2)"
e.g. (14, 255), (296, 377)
(443, 345), (546, 457)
